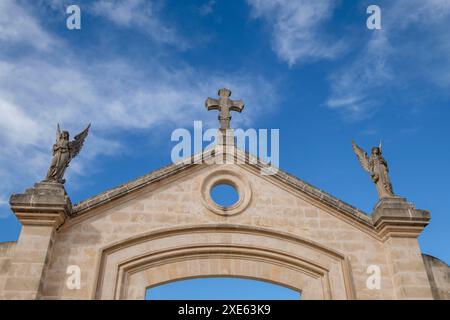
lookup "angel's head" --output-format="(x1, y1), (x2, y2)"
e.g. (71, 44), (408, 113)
(61, 131), (69, 140)
(371, 146), (381, 156)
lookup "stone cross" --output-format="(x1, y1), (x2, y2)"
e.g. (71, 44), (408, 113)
(205, 88), (244, 130)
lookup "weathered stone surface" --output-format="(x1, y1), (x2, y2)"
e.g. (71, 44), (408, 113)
(0, 242), (16, 294)
(0, 145), (444, 300)
(352, 141), (394, 199)
(10, 182), (72, 216)
(372, 197), (430, 241)
(422, 254), (450, 300)
(0, 182), (72, 299)
(373, 197), (427, 221)
(43, 124), (90, 184)
(9, 182), (71, 229)
(205, 88), (244, 130)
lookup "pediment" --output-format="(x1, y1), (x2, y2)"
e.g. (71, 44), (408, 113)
(70, 146), (374, 230)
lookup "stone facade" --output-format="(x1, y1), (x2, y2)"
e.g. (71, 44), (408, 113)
(0, 146), (448, 299)
(423, 254), (450, 300)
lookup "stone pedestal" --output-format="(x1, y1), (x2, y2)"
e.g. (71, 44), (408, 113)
(212, 129), (236, 165)
(372, 197), (433, 299)
(372, 197), (430, 240)
(2, 182), (71, 299)
(10, 182), (72, 227)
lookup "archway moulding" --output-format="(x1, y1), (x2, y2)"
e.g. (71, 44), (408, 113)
(93, 224), (356, 300)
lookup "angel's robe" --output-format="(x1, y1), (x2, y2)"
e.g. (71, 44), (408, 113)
(370, 155), (394, 198)
(45, 138), (70, 182)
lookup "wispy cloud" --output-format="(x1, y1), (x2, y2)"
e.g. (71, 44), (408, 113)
(0, 0), (57, 51)
(199, 0), (216, 16)
(247, 0), (345, 66)
(0, 0), (278, 212)
(325, 0), (450, 120)
(90, 0), (188, 48)
(325, 31), (392, 121)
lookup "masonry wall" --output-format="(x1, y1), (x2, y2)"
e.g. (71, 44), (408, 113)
(0, 242), (16, 293)
(35, 164), (411, 299)
(422, 254), (450, 300)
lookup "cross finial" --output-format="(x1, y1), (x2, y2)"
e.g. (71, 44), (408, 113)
(205, 88), (244, 130)
(218, 88), (231, 98)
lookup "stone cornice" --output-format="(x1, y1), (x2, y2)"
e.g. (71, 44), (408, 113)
(9, 182), (71, 228)
(372, 197), (430, 241)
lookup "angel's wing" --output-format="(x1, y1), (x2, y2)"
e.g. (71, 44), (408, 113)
(352, 141), (372, 173)
(68, 124), (91, 160)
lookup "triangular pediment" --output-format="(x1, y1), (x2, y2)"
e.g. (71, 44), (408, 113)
(71, 146), (373, 229)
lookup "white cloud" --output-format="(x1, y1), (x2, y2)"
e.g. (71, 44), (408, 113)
(90, 0), (188, 48)
(325, 0), (450, 120)
(325, 31), (392, 121)
(199, 0), (216, 16)
(0, 100), (44, 146)
(0, 0), (57, 50)
(391, 0), (450, 28)
(247, 0), (345, 66)
(0, 1), (278, 213)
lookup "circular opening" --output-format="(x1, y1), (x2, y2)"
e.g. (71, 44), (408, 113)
(210, 183), (239, 208)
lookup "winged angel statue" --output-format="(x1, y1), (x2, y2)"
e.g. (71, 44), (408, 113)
(352, 141), (394, 199)
(44, 124), (91, 184)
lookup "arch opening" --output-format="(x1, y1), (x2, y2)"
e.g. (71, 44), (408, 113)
(145, 277), (301, 300)
(210, 183), (240, 208)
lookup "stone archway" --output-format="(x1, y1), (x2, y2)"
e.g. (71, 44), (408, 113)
(2, 148), (438, 300)
(94, 225), (355, 300)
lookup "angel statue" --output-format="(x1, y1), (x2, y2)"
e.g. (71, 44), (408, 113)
(43, 124), (91, 184)
(352, 141), (394, 199)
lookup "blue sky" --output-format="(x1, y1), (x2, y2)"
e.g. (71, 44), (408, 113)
(146, 277), (300, 300)
(0, 0), (450, 299)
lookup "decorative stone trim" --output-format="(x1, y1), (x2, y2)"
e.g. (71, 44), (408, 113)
(9, 182), (71, 228)
(94, 224), (355, 300)
(372, 197), (430, 241)
(12, 212), (66, 228)
(200, 167), (252, 216)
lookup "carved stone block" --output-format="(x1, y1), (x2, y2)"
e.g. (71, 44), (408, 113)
(372, 196), (430, 240)
(9, 182), (72, 228)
